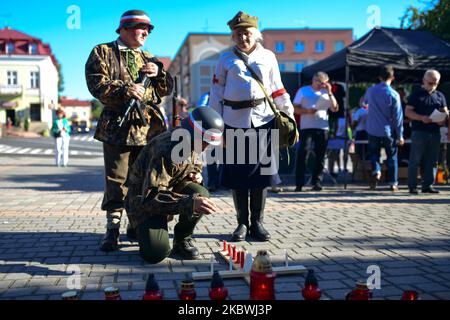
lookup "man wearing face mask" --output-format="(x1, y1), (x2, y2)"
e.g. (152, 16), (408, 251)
(85, 10), (173, 252)
(406, 70), (449, 194)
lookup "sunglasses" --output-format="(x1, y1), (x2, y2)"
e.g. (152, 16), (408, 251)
(127, 24), (151, 32)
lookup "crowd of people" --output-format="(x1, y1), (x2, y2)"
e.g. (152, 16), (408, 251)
(290, 66), (449, 195)
(83, 9), (449, 265)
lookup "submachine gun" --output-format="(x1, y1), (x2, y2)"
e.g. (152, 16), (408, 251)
(118, 72), (151, 128)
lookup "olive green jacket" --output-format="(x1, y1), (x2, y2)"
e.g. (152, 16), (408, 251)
(124, 129), (203, 229)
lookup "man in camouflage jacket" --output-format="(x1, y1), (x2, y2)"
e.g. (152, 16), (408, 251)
(125, 107), (224, 263)
(85, 10), (173, 252)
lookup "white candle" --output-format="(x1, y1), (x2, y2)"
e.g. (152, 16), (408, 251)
(210, 255), (215, 273)
(229, 256), (233, 271)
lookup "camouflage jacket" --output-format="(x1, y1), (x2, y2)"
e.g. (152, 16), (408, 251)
(124, 129), (203, 230)
(85, 41), (173, 146)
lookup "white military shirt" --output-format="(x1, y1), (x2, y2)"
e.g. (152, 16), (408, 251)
(210, 43), (294, 128)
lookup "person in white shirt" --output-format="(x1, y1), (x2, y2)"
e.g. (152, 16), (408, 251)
(352, 98), (369, 160)
(293, 72), (339, 191)
(210, 11), (294, 242)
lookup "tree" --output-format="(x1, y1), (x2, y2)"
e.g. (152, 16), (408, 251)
(56, 62), (65, 95)
(91, 99), (104, 120)
(400, 0), (450, 42)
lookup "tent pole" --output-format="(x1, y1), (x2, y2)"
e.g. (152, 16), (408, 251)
(344, 64), (350, 190)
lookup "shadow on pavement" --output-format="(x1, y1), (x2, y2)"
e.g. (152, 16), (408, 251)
(0, 231), (450, 299)
(0, 167), (104, 192)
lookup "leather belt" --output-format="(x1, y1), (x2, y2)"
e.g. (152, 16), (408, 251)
(223, 98), (266, 110)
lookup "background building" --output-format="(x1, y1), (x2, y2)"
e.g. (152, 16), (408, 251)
(262, 28), (354, 72)
(168, 33), (232, 107)
(0, 27), (59, 132)
(59, 96), (92, 132)
(168, 28), (353, 107)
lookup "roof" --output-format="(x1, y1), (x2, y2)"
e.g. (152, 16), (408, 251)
(301, 27), (450, 83)
(262, 28), (353, 32)
(60, 97), (91, 107)
(0, 27), (59, 67)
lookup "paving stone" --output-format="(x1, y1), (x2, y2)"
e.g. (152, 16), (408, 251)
(1, 157), (450, 300)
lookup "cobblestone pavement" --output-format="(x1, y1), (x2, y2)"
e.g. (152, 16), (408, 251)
(1, 155), (449, 300)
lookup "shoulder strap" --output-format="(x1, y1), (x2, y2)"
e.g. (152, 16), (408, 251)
(233, 48), (279, 116)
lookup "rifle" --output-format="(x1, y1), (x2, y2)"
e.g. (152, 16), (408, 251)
(172, 76), (181, 127)
(119, 72), (151, 128)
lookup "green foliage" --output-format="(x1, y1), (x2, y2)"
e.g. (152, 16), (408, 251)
(56, 62), (65, 94)
(24, 117), (30, 131)
(91, 99), (104, 120)
(400, 0), (450, 42)
(41, 129), (50, 137)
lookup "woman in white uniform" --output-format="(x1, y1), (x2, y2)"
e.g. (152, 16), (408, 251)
(210, 11), (295, 242)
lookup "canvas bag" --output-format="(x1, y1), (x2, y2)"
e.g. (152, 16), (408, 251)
(233, 48), (299, 149)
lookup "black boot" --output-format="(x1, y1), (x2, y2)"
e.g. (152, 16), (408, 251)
(249, 188), (271, 241)
(99, 229), (120, 252)
(231, 189), (249, 242)
(126, 224), (137, 241)
(172, 239), (200, 260)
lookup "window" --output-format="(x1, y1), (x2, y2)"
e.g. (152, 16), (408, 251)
(275, 41), (285, 53)
(295, 63), (304, 72)
(200, 65), (210, 76)
(335, 41), (345, 52)
(30, 71), (40, 89)
(7, 71), (18, 85)
(279, 63), (286, 72)
(294, 41), (305, 53)
(199, 64), (213, 100)
(315, 41), (325, 53)
(7, 42), (14, 54)
(29, 43), (38, 54)
(30, 104), (41, 121)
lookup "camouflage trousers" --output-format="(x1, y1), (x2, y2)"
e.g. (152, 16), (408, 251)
(138, 182), (209, 264)
(102, 143), (143, 230)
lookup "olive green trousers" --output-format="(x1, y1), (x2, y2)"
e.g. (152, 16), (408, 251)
(138, 182), (209, 264)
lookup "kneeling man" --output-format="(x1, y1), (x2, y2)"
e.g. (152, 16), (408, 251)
(125, 107), (224, 263)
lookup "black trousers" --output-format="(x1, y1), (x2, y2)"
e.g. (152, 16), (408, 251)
(295, 129), (328, 187)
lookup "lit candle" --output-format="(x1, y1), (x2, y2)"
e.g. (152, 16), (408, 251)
(240, 251), (245, 269)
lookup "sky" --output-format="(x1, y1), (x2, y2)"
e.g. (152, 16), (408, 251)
(2, 0), (423, 100)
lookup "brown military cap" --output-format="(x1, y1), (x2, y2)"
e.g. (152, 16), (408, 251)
(227, 11), (258, 30)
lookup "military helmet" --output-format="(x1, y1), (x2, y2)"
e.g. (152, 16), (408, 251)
(116, 10), (154, 34)
(181, 107), (224, 146)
